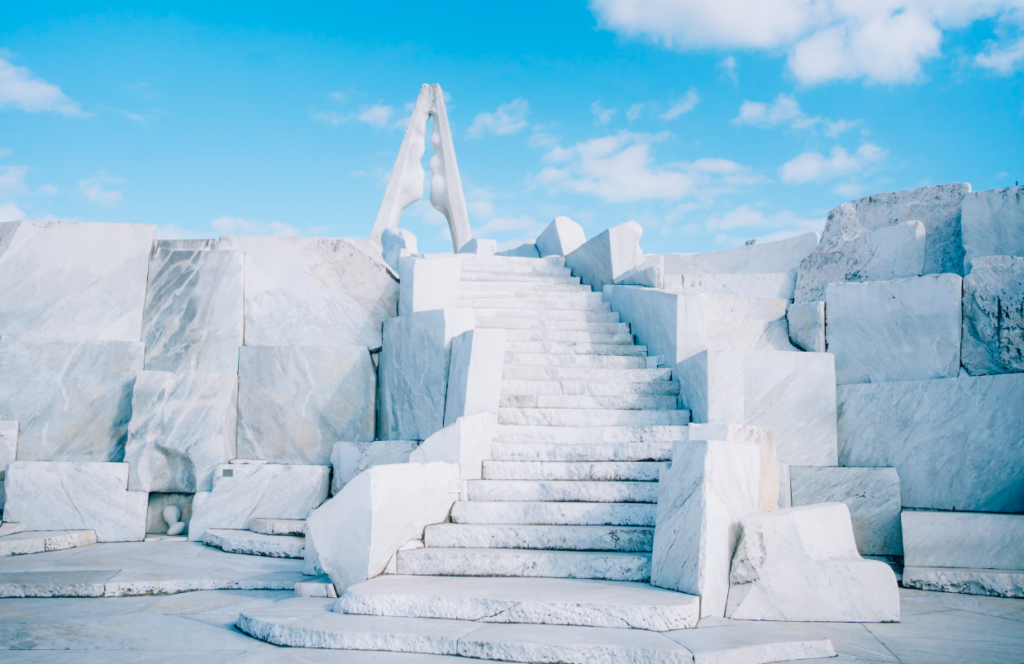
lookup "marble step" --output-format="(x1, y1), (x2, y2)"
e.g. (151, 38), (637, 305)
(503, 342), (647, 356)
(504, 329), (634, 344)
(424, 523), (655, 551)
(459, 265), (571, 278)
(500, 394), (678, 410)
(0, 529), (96, 557)
(482, 461), (665, 482)
(460, 256), (565, 269)
(460, 280), (589, 292)
(249, 518), (306, 536)
(475, 308), (620, 322)
(203, 529), (304, 558)
(498, 407), (688, 426)
(502, 379), (678, 396)
(460, 290), (603, 303)
(396, 547), (653, 582)
(337, 575), (697, 631)
(479, 319), (628, 332)
(502, 366), (672, 382)
(451, 501), (657, 526)
(460, 271), (581, 284)
(468, 480), (658, 503)
(497, 424), (689, 444)
(504, 353), (647, 369)
(492, 441), (673, 462)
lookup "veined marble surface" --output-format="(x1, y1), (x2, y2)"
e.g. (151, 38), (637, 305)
(961, 255), (1024, 376)
(961, 185), (1024, 273)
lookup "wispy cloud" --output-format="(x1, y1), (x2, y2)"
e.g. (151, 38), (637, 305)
(210, 216), (300, 236)
(975, 37), (1024, 75)
(0, 202), (25, 222)
(779, 143), (887, 184)
(717, 55), (738, 83)
(467, 99), (530, 138)
(734, 94), (858, 136)
(78, 170), (124, 206)
(0, 56), (88, 116)
(660, 88), (700, 120)
(591, 101), (616, 125)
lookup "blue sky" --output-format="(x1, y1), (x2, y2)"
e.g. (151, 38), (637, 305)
(1, 2), (1022, 253)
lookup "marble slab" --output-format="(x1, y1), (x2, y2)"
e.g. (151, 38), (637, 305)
(902, 511), (1024, 570)
(536, 216), (587, 257)
(666, 272), (795, 299)
(961, 255), (1024, 376)
(330, 440), (420, 494)
(381, 227), (417, 272)
(0, 420), (14, 510)
(237, 345), (375, 465)
(657, 232), (818, 275)
(444, 328), (506, 426)
(0, 336), (144, 462)
(787, 301), (825, 352)
(961, 185), (1024, 273)
(564, 221), (644, 292)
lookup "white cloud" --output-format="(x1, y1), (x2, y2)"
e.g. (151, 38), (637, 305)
(467, 99), (530, 138)
(0, 148), (11, 158)
(976, 37), (1024, 74)
(528, 125), (561, 149)
(311, 103), (397, 129)
(779, 143), (887, 183)
(0, 165), (28, 197)
(660, 88), (700, 120)
(591, 101), (617, 125)
(734, 94), (858, 134)
(36, 184), (58, 195)
(0, 202), (25, 222)
(0, 56), (87, 115)
(78, 170), (123, 206)
(718, 55), (738, 82)
(210, 216), (300, 236)
(357, 104), (394, 129)
(626, 103), (645, 122)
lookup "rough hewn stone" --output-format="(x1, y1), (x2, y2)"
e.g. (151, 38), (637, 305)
(410, 412), (497, 482)
(564, 221), (643, 291)
(962, 185), (1024, 273)
(380, 227), (417, 272)
(444, 328), (505, 426)
(330, 440), (420, 494)
(961, 255), (1024, 375)
(536, 216), (587, 257)
(787, 301), (825, 352)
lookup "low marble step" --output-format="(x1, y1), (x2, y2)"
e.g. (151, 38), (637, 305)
(504, 353), (647, 369)
(460, 271), (580, 284)
(0, 522), (28, 537)
(337, 575), (697, 631)
(451, 501), (656, 526)
(460, 256), (566, 270)
(500, 394), (678, 410)
(460, 280), (589, 292)
(249, 518), (305, 536)
(492, 441), (673, 462)
(502, 379), (678, 396)
(458, 296), (607, 311)
(479, 319), (629, 332)
(203, 529), (304, 559)
(503, 342), (647, 356)
(502, 367), (671, 382)
(497, 424), (689, 444)
(460, 290), (603, 304)
(482, 461), (665, 482)
(424, 523), (655, 551)
(498, 407), (688, 427)
(397, 547), (653, 582)
(504, 329), (634, 344)
(0, 529), (95, 557)
(475, 308), (620, 322)
(468, 480), (657, 503)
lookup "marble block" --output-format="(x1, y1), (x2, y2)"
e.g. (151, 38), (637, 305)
(961, 185), (1024, 273)
(651, 439), (760, 617)
(687, 423), (779, 512)
(0, 336), (144, 462)
(726, 503), (900, 622)
(444, 328), (506, 426)
(398, 255), (463, 317)
(838, 373), (1024, 512)
(458, 238), (497, 256)
(305, 462), (459, 592)
(564, 221), (644, 291)
(3, 461), (147, 542)
(411, 412), (497, 482)
(377, 310), (475, 441)
(158, 239), (218, 250)
(657, 233), (818, 275)
(790, 467), (902, 556)
(237, 346), (375, 465)
(188, 463), (330, 541)
(902, 511), (1024, 570)
(0, 421), (15, 509)
(220, 236), (398, 349)
(0, 220), (156, 341)
(330, 440), (421, 494)
(666, 272), (796, 300)
(787, 301), (825, 352)
(381, 227), (417, 272)
(125, 370), (238, 492)
(961, 255), (1024, 376)
(495, 242), (541, 258)
(146, 493), (194, 535)
(142, 247), (244, 374)
(614, 257), (665, 289)
(826, 274), (962, 384)
(535, 216), (587, 257)
(795, 220), (926, 302)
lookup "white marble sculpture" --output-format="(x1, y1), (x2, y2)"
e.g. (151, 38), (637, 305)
(163, 505), (186, 536)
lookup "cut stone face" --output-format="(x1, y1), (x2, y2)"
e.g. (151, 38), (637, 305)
(687, 423), (779, 513)
(787, 301), (825, 352)
(188, 463), (329, 541)
(536, 216), (587, 257)
(410, 412), (497, 481)
(495, 242), (541, 258)
(142, 247), (244, 374)
(3, 461), (148, 542)
(961, 255), (1024, 376)
(330, 439), (421, 495)
(220, 236), (398, 349)
(398, 255), (463, 317)
(0, 420), (16, 510)
(380, 227), (417, 272)
(458, 238), (498, 256)
(726, 503), (900, 622)
(666, 273), (795, 300)
(656, 232), (818, 275)
(825, 274), (962, 384)
(125, 370), (238, 493)
(961, 185), (1024, 273)
(790, 467), (902, 556)
(838, 373), (1024, 512)
(0, 336), (144, 462)
(902, 511), (1024, 570)
(0, 220), (156, 341)
(564, 221), (643, 291)
(614, 257), (664, 290)
(444, 328), (506, 426)
(237, 345), (375, 465)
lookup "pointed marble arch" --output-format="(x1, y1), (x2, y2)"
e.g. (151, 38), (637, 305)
(369, 84), (471, 253)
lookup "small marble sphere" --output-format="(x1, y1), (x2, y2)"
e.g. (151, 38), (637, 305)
(163, 505), (186, 536)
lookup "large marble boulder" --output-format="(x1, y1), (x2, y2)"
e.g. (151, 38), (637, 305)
(444, 328), (506, 426)
(0, 220), (156, 341)
(838, 373), (1024, 512)
(657, 232), (818, 276)
(142, 247), (244, 374)
(961, 255), (1024, 376)
(651, 438), (761, 617)
(330, 439), (421, 494)
(787, 301), (825, 352)
(825, 274), (962, 384)
(961, 185), (1024, 273)
(902, 511), (1024, 570)
(0, 336), (144, 461)
(790, 467), (902, 556)
(380, 227), (417, 273)
(377, 309), (475, 441)
(726, 503), (900, 622)
(188, 463), (330, 541)
(564, 221), (643, 291)
(237, 346), (375, 465)
(535, 216), (586, 257)
(305, 461), (459, 592)
(125, 370), (238, 493)
(220, 236), (398, 349)
(795, 220), (926, 303)
(3, 461), (147, 542)
(398, 255), (463, 316)
(410, 412), (497, 482)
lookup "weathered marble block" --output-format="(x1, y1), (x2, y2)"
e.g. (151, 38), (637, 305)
(188, 463), (330, 541)
(565, 221), (643, 291)
(826, 274), (962, 385)
(142, 247), (244, 374)
(536, 216), (586, 257)
(787, 301), (825, 352)
(3, 461), (147, 542)
(0, 336), (144, 461)
(838, 373), (1024, 512)
(961, 255), (1024, 376)
(444, 328), (506, 426)
(237, 346), (375, 465)
(381, 227), (417, 273)
(398, 255), (463, 316)
(726, 503), (900, 622)
(902, 511), (1024, 570)
(377, 309), (475, 441)
(411, 412), (497, 482)
(330, 440), (421, 495)
(614, 257), (665, 289)
(666, 272), (795, 300)
(125, 370), (238, 493)
(687, 423), (779, 513)
(657, 232), (818, 275)
(651, 438), (760, 617)
(220, 236), (398, 349)
(790, 467), (902, 556)
(961, 185), (1024, 273)
(0, 220), (156, 341)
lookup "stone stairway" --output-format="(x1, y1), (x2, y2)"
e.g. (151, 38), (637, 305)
(397, 255), (690, 582)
